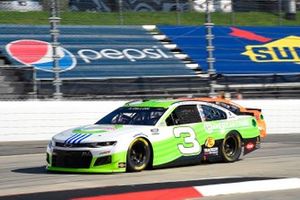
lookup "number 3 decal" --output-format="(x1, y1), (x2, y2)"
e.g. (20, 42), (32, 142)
(173, 127), (201, 155)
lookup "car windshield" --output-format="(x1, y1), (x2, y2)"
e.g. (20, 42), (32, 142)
(96, 107), (167, 126)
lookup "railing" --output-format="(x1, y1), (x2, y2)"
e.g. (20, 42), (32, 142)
(1, 67), (300, 99)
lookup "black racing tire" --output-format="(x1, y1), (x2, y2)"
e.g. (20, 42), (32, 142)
(126, 138), (151, 172)
(221, 132), (242, 162)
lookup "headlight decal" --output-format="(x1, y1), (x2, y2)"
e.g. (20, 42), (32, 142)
(54, 141), (117, 148)
(97, 141), (117, 146)
(48, 140), (54, 148)
(88, 141), (117, 148)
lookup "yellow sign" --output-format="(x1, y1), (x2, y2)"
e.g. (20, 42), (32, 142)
(242, 36), (300, 63)
(205, 137), (215, 148)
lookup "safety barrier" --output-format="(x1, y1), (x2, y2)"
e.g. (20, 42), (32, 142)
(0, 99), (299, 141)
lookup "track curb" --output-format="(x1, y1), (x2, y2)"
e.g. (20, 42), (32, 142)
(73, 178), (300, 200)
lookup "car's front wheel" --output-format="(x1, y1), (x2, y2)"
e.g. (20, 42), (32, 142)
(126, 137), (151, 172)
(221, 132), (242, 162)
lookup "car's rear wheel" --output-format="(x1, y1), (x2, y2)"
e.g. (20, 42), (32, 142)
(126, 138), (151, 172)
(221, 132), (242, 162)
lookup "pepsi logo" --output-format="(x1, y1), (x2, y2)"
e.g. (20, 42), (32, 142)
(6, 39), (76, 72)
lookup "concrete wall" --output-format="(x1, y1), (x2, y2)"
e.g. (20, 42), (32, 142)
(0, 101), (126, 141)
(235, 99), (300, 135)
(0, 100), (299, 142)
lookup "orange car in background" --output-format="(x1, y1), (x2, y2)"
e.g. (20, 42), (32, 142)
(180, 97), (266, 138)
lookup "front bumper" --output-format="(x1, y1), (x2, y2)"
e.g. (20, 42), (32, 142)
(46, 166), (124, 173)
(46, 147), (126, 173)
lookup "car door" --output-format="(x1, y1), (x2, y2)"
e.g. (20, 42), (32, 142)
(152, 104), (205, 167)
(166, 104), (203, 155)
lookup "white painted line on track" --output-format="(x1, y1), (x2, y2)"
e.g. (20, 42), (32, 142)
(194, 178), (300, 197)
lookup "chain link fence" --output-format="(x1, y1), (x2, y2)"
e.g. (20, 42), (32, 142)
(0, 0), (299, 25)
(1, 0), (300, 100)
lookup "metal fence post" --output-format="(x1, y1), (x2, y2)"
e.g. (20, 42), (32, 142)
(205, 0), (217, 97)
(285, 0), (297, 20)
(231, 1), (236, 25)
(176, 0), (181, 25)
(49, 0), (62, 99)
(188, 0), (193, 11)
(118, 0), (124, 25)
(32, 67), (38, 99)
(278, 0), (282, 25)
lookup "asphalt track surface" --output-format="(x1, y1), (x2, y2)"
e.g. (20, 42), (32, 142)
(0, 134), (299, 200)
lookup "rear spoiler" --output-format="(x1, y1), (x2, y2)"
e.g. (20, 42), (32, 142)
(245, 108), (262, 112)
(238, 112), (255, 117)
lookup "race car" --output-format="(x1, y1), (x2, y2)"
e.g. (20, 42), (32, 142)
(46, 99), (260, 173)
(180, 97), (266, 138)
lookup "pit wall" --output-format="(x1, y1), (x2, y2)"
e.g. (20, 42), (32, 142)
(0, 100), (299, 142)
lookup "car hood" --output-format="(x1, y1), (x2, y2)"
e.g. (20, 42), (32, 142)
(53, 124), (150, 144)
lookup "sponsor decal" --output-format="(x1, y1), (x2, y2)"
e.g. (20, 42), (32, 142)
(204, 119), (251, 133)
(118, 162), (126, 168)
(77, 46), (173, 63)
(243, 36), (300, 63)
(231, 27), (300, 65)
(151, 128), (160, 135)
(204, 147), (218, 156)
(6, 39), (77, 72)
(73, 125), (122, 134)
(73, 129), (107, 134)
(6, 39), (173, 72)
(205, 137), (215, 148)
(246, 142), (255, 150)
(244, 140), (258, 155)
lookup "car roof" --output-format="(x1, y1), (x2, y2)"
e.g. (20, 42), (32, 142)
(124, 99), (180, 108)
(181, 98), (263, 115)
(180, 97), (244, 108)
(124, 99), (229, 109)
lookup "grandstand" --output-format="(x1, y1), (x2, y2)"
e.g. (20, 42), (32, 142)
(1, 23), (300, 99)
(1, 0), (300, 99)
(158, 25), (300, 74)
(1, 25), (199, 78)
(0, 24), (205, 98)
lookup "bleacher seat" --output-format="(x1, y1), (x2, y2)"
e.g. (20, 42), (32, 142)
(0, 25), (197, 79)
(158, 25), (300, 74)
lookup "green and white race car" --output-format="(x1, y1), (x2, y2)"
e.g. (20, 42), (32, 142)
(46, 99), (261, 173)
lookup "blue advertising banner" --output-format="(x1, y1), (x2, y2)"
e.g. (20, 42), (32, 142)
(0, 25), (195, 79)
(158, 25), (300, 74)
